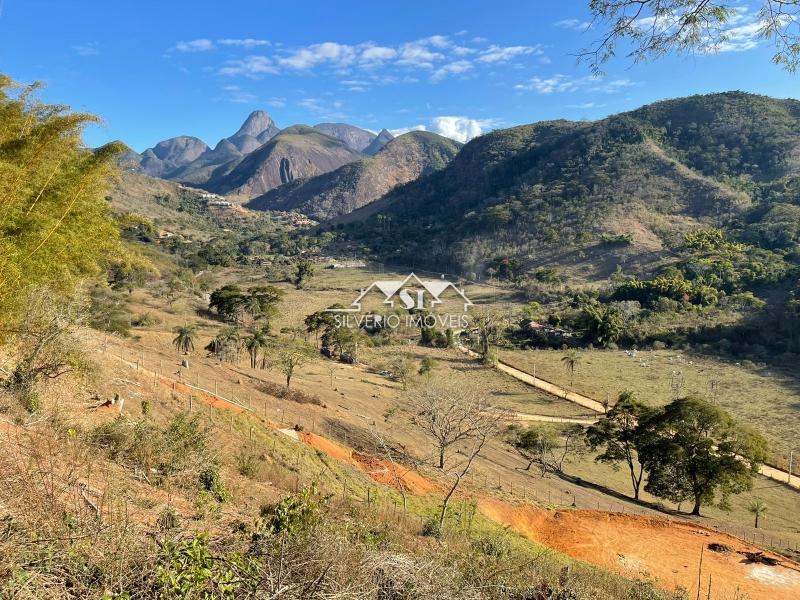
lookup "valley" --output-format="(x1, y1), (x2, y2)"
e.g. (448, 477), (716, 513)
(2, 65), (800, 599)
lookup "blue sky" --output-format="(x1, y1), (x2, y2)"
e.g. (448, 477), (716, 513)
(1, 0), (796, 151)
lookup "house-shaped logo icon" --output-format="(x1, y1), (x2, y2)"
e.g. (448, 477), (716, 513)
(327, 273), (473, 313)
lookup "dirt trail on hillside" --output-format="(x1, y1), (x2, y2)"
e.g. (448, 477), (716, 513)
(480, 499), (800, 600)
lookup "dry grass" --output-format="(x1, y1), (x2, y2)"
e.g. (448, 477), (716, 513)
(498, 347), (800, 466)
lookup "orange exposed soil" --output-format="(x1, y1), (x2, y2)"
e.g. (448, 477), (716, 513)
(296, 429), (438, 494)
(352, 452), (439, 495)
(158, 376), (244, 413)
(480, 499), (800, 600)
(298, 431), (356, 464)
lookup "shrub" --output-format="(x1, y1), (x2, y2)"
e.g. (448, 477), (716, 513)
(472, 534), (510, 558)
(198, 467), (230, 503)
(157, 506), (180, 531)
(258, 484), (326, 538)
(132, 312), (161, 327)
(421, 516), (442, 538)
(235, 452), (260, 479)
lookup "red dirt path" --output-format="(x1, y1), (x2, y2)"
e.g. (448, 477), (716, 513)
(480, 499), (800, 600)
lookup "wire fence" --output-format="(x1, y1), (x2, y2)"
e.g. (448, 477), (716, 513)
(102, 341), (800, 556)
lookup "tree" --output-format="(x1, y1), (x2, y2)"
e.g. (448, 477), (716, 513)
(472, 310), (504, 365)
(209, 285), (283, 325)
(585, 391), (654, 499)
(407, 378), (502, 529)
(243, 286), (283, 326)
(4, 288), (90, 410)
(243, 328), (271, 369)
(748, 498), (767, 528)
(638, 396), (768, 516)
(172, 324), (198, 355)
(304, 310), (336, 348)
(270, 341), (316, 389)
(293, 259), (315, 289)
(388, 353), (414, 390)
(205, 326), (241, 362)
(509, 423), (585, 477)
(208, 284), (245, 322)
(418, 356), (437, 376)
(0, 76), (126, 328)
(561, 350), (581, 389)
(583, 0), (800, 73)
(508, 424), (560, 477)
(407, 379), (496, 470)
(582, 304), (623, 346)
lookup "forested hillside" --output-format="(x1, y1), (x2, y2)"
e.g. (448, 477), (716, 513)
(335, 93), (800, 277)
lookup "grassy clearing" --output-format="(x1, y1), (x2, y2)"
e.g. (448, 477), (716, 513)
(499, 347), (800, 466)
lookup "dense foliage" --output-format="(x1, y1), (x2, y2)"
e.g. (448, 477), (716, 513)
(0, 76), (124, 327)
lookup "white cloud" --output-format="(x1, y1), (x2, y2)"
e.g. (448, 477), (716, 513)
(217, 38), (270, 48)
(360, 45), (397, 64)
(710, 21), (763, 52)
(219, 55), (279, 77)
(222, 85), (257, 103)
(174, 39), (215, 52)
(421, 34), (451, 48)
(390, 124), (427, 136)
(396, 42), (444, 68)
(73, 42), (99, 56)
(299, 97), (346, 119)
(592, 78), (635, 93)
(555, 19), (592, 31)
(567, 102), (606, 109)
(516, 74), (635, 94)
(431, 116), (491, 142)
(198, 33), (544, 80)
(266, 97), (286, 108)
(390, 115), (494, 142)
(279, 42), (357, 69)
(515, 74), (584, 94)
(431, 60), (473, 81)
(478, 45), (542, 63)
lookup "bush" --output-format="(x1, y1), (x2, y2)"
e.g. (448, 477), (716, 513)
(198, 467), (230, 503)
(157, 506), (180, 531)
(652, 340), (667, 350)
(472, 534), (510, 558)
(421, 516), (442, 538)
(258, 484), (326, 537)
(235, 452), (260, 479)
(132, 312), (161, 327)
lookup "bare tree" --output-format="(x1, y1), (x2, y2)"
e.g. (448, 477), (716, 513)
(406, 379), (505, 530)
(407, 379), (496, 469)
(387, 353), (414, 390)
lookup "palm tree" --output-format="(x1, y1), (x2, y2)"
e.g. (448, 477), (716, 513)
(205, 326), (241, 362)
(561, 350), (580, 390)
(172, 324), (198, 355)
(748, 498), (767, 529)
(243, 329), (270, 369)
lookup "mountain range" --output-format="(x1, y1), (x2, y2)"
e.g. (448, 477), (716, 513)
(126, 111), (396, 198)
(246, 130), (461, 220)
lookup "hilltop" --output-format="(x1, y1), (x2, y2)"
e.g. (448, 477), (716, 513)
(247, 130), (462, 220)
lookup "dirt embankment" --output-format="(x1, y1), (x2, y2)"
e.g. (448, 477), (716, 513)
(480, 499), (800, 600)
(298, 431), (438, 495)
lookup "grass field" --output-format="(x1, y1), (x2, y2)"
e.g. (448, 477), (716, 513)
(498, 347), (800, 467)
